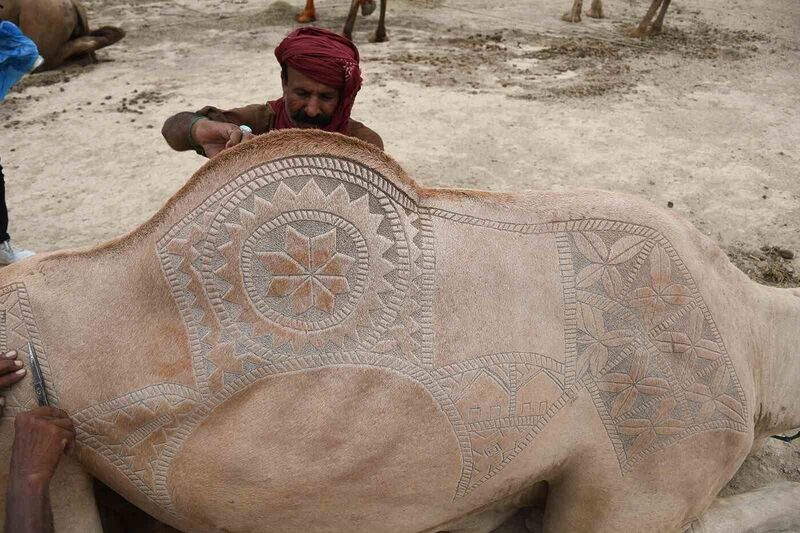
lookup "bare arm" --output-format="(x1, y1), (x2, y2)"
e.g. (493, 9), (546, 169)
(161, 111), (201, 152)
(4, 407), (75, 533)
(162, 104), (272, 156)
(348, 120), (384, 150)
(5, 477), (53, 533)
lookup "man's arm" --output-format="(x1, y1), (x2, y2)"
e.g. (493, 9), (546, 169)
(161, 111), (202, 152)
(161, 104), (273, 157)
(5, 407), (76, 533)
(348, 120), (384, 150)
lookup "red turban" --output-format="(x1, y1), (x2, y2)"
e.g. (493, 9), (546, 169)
(270, 27), (362, 134)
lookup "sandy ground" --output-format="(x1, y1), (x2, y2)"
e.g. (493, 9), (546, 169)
(1, 0), (798, 528)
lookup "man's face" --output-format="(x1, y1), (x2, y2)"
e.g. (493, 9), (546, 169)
(282, 66), (341, 128)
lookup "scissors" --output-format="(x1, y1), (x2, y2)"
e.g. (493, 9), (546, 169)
(26, 342), (49, 406)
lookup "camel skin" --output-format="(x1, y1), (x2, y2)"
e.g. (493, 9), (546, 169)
(0, 0), (124, 70)
(296, 0), (388, 42)
(0, 130), (798, 532)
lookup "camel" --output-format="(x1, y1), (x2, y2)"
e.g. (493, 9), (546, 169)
(0, 0), (124, 70)
(562, 0), (672, 37)
(0, 130), (798, 532)
(296, 0), (388, 42)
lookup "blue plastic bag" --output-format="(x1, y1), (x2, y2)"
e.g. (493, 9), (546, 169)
(0, 21), (42, 100)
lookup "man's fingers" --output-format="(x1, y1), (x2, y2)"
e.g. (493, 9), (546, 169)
(225, 129), (243, 149)
(0, 350), (18, 360)
(0, 367), (26, 387)
(0, 358), (24, 375)
(31, 406), (70, 418)
(44, 417), (75, 431)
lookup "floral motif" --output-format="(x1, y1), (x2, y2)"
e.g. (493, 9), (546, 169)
(685, 366), (746, 424)
(260, 226), (355, 315)
(627, 246), (692, 325)
(618, 397), (686, 458)
(596, 347), (670, 419)
(576, 301), (635, 377)
(573, 233), (647, 297)
(653, 307), (723, 380)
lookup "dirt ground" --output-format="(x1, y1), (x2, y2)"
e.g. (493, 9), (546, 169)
(1, 0), (798, 528)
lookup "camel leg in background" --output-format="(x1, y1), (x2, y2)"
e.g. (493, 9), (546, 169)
(45, 27), (125, 70)
(650, 0), (672, 34)
(370, 0), (388, 42)
(342, 0), (361, 40)
(585, 0), (604, 19)
(561, 0), (583, 23)
(685, 482), (800, 533)
(295, 0), (316, 23)
(626, 0), (664, 37)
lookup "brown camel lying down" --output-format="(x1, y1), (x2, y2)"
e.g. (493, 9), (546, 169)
(0, 0), (124, 70)
(0, 130), (798, 532)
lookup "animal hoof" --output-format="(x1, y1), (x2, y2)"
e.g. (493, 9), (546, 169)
(585, 7), (604, 18)
(624, 26), (649, 38)
(295, 11), (316, 23)
(370, 31), (387, 43)
(561, 12), (581, 23)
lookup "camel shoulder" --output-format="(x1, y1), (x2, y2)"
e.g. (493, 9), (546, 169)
(347, 119), (384, 150)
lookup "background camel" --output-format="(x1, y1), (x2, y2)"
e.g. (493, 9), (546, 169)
(0, 0), (124, 70)
(296, 0), (388, 42)
(295, 0), (670, 42)
(562, 0), (672, 37)
(0, 130), (797, 532)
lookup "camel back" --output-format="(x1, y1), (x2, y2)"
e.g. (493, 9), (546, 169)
(0, 131), (755, 530)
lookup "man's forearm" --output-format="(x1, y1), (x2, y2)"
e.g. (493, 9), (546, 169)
(5, 477), (54, 533)
(161, 111), (202, 152)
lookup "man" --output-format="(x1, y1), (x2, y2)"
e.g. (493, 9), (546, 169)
(1, 351), (75, 533)
(162, 27), (383, 158)
(0, 21), (38, 264)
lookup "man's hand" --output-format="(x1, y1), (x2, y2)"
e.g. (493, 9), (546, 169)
(192, 119), (255, 158)
(5, 407), (74, 533)
(0, 350), (26, 416)
(10, 407), (75, 488)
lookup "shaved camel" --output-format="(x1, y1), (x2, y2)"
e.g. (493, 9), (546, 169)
(0, 0), (124, 70)
(563, 0), (672, 38)
(296, 0), (388, 42)
(0, 130), (798, 532)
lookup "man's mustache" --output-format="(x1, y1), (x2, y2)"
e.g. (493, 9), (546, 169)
(291, 109), (333, 127)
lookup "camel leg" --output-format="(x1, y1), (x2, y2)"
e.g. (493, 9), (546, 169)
(650, 0), (671, 34)
(685, 482), (800, 533)
(370, 0), (388, 43)
(49, 457), (104, 532)
(295, 0), (316, 23)
(342, 0), (361, 40)
(585, 0), (604, 19)
(44, 27), (125, 70)
(625, 0), (664, 38)
(561, 0), (583, 23)
(361, 0), (377, 16)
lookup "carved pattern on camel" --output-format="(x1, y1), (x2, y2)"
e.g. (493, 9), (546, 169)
(4, 154), (748, 521)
